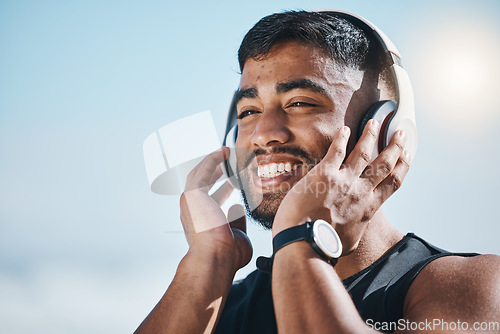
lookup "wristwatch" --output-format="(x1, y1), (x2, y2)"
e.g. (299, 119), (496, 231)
(256, 220), (343, 273)
(273, 220), (343, 265)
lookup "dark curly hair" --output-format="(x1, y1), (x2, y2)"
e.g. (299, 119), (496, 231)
(238, 10), (390, 80)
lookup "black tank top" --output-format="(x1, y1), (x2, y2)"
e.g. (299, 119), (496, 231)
(215, 233), (478, 334)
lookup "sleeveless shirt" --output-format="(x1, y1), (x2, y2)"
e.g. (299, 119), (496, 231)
(214, 233), (478, 334)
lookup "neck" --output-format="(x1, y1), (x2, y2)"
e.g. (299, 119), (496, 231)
(334, 209), (404, 280)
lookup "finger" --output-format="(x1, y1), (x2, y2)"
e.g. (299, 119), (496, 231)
(208, 164), (225, 189)
(228, 204), (246, 233)
(186, 147), (229, 190)
(211, 180), (235, 206)
(323, 126), (351, 170)
(375, 149), (411, 202)
(362, 130), (406, 188)
(344, 119), (379, 175)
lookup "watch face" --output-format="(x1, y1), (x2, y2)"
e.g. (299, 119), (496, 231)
(312, 220), (342, 259)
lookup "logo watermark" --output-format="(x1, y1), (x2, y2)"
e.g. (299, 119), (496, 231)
(366, 318), (500, 332)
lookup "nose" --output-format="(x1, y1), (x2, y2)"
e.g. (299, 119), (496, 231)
(251, 109), (291, 148)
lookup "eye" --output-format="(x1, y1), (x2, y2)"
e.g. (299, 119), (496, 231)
(287, 101), (318, 108)
(237, 109), (260, 119)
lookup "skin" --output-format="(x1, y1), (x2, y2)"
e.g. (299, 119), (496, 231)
(135, 41), (500, 334)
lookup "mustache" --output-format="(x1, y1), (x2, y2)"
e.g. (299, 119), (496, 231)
(241, 145), (314, 170)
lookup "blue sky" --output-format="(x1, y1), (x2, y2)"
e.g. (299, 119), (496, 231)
(1, 0), (499, 332)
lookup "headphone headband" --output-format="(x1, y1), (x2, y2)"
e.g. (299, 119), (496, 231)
(315, 9), (401, 59)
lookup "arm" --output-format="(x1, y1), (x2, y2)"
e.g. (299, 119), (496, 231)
(272, 243), (377, 333)
(135, 148), (252, 334)
(271, 120), (410, 333)
(396, 254), (500, 334)
(133, 248), (237, 334)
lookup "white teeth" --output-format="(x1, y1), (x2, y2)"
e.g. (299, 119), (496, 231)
(263, 164), (270, 176)
(270, 163), (278, 174)
(258, 162), (298, 178)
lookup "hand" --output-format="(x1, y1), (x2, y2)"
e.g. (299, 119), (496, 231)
(180, 147), (252, 273)
(273, 120), (411, 254)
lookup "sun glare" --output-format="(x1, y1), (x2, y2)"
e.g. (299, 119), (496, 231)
(441, 54), (484, 98)
(413, 19), (500, 129)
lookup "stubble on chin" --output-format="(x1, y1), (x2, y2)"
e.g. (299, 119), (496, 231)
(238, 166), (288, 230)
(241, 190), (286, 230)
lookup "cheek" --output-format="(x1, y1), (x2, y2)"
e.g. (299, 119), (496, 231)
(300, 120), (339, 161)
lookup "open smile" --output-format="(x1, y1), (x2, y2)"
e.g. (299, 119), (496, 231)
(250, 155), (304, 190)
(257, 162), (299, 178)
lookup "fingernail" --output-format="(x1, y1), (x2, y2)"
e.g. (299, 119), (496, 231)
(221, 146), (229, 159)
(369, 119), (379, 128)
(341, 126), (350, 135)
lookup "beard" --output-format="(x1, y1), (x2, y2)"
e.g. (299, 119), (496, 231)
(237, 146), (316, 230)
(240, 189), (285, 230)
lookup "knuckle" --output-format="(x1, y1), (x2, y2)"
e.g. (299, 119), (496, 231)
(204, 154), (217, 165)
(205, 150), (222, 164)
(359, 150), (372, 164)
(332, 146), (346, 157)
(367, 128), (378, 139)
(323, 169), (336, 181)
(377, 160), (393, 175)
(400, 156), (411, 169)
(391, 173), (403, 191)
(394, 141), (405, 151)
(350, 191), (362, 204)
(337, 181), (350, 194)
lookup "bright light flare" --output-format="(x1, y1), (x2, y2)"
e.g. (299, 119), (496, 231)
(412, 19), (500, 129)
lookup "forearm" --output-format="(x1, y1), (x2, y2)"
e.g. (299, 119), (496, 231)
(272, 242), (378, 334)
(135, 249), (236, 334)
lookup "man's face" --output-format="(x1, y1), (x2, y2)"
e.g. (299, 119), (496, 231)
(235, 41), (367, 229)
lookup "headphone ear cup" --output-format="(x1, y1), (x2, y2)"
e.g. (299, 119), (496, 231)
(221, 125), (240, 189)
(357, 100), (397, 160)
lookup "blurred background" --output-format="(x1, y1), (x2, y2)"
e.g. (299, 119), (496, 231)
(1, 0), (499, 332)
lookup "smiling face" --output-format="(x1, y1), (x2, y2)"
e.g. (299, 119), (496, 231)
(235, 41), (373, 228)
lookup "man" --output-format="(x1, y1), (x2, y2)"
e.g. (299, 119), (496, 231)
(135, 10), (500, 334)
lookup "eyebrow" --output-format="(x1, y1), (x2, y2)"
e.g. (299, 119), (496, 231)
(234, 87), (258, 105)
(276, 78), (329, 96)
(234, 78), (329, 105)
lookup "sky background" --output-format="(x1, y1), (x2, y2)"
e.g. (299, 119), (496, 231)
(1, 0), (499, 333)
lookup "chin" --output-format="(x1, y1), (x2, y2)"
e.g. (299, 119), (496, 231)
(237, 158), (306, 230)
(241, 189), (287, 230)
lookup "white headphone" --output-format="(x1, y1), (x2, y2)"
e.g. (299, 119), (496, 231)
(222, 9), (417, 186)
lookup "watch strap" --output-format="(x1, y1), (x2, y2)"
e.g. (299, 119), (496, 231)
(272, 222), (311, 255)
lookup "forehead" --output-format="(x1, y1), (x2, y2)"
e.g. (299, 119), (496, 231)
(239, 41), (355, 92)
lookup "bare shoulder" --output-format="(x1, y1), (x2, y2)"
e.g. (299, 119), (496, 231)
(416, 254), (500, 286)
(403, 254), (500, 322)
(395, 254), (500, 333)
